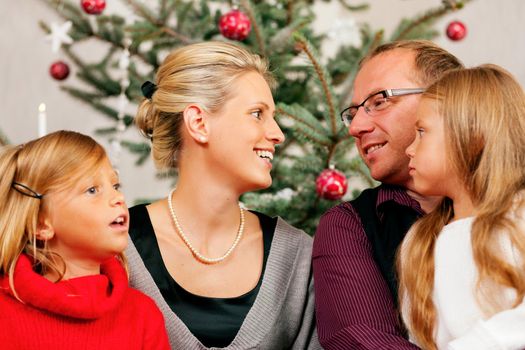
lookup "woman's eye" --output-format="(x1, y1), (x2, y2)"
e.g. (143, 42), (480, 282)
(86, 186), (98, 195)
(251, 110), (262, 119)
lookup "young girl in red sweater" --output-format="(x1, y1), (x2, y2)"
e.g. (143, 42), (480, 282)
(0, 130), (170, 350)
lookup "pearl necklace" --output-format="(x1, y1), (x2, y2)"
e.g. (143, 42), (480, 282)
(167, 188), (245, 264)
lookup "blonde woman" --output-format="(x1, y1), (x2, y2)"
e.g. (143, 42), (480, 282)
(0, 131), (169, 349)
(126, 41), (319, 349)
(400, 65), (525, 350)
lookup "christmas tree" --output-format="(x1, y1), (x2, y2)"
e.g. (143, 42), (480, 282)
(39, 0), (469, 234)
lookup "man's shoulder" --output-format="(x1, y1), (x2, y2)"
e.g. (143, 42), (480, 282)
(321, 200), (356, 221)
(350, 185), (381, 204)
(317, 186), (379, 222)
(351, 184), (411, 211)
(316, 184), (409, 234)
(314, 190), (377, 254)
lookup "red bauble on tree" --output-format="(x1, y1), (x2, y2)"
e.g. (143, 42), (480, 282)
(219, 9), (252, 41)
(316, 168), (348, 200)
(49, 60), (70, 81)
(446, 20), (467, 41)
(81, 0), (106, 15)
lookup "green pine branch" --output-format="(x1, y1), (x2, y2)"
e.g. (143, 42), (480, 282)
(337, 0), (369, 11)
(44, 0), (92, 36)
(125, 0), (160, 24)
(63, 85), (129, 122)
(293, 32), (339, 136)
(39, 14), (152, 67)
(277, 103), (329, 135)
(269, 17), (312, 52)
(334, 28), (384, 111)
(276, 105), (332, 147)
(241, 0), (267, 55)
(121, 140), (151, 165)
(391, 0), (471, 41)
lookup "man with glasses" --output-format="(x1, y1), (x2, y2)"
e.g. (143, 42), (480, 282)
(313, 40), (463, 349)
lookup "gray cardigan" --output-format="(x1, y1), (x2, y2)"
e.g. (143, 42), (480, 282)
(126, 217), (321, 350)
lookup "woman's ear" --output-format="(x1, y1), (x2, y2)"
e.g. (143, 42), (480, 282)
(35, 217), (55, 241)
(182, 104), (209, 144)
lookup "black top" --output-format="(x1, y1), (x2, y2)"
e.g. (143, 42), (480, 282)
(128, 204), (276, 348)
(350, 185), (423, 305)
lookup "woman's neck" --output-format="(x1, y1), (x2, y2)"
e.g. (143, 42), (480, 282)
(169, 177), (243, 241)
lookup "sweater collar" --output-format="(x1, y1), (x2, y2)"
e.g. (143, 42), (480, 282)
(0, 254), (128, 320)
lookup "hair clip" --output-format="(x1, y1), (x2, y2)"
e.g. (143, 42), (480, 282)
(12, 182), (44, 199)
(141, 81), (157, 100)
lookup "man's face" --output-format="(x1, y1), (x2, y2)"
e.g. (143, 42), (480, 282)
(349, 49), (423, 188)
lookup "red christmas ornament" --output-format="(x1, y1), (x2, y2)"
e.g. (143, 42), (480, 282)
(316, 168), (348, 200)
(81, 0), (106, 15)
(219, 9), (252, 41)
(49, 61), (70, 81)
(446, 20), (467, 41)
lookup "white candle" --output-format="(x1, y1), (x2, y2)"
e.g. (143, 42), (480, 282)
(38, 103), (47, 137)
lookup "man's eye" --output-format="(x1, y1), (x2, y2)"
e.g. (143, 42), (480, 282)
(417, 128), (425, 137)
(371, 98), (389, 110)
(113, 183), (121, 191)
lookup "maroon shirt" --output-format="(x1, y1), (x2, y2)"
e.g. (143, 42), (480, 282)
(313, 185), (422, 349)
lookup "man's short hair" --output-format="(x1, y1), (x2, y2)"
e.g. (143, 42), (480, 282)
(360, 40), (464, 86)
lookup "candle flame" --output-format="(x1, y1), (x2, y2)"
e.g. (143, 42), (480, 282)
(38, 103), (46, 113)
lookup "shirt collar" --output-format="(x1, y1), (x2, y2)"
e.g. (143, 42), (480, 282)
(376, 184), (424, 219)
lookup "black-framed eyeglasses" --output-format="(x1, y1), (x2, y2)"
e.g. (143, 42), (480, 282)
(340, 88), (425, 127)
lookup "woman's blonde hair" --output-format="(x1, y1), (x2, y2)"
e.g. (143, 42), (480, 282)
(398, 65), (525, 350)
(135, 41), (275, 170)
(0, 130), (125, 295)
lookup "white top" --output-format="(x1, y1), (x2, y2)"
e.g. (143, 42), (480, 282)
(402, 213), (525, 350)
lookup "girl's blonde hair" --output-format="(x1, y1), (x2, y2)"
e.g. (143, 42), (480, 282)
(0, 130), (125, 294)
(398, 65), (525, 350)
(135, 41), (275, 170)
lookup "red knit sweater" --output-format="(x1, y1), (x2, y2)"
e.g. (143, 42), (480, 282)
(0, 255), (170, 350)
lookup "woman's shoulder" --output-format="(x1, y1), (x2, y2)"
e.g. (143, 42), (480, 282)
(248, 210), (312, 243)
(129, 203), (149, 219)
(275, 217), (312, 240)
(271, 217), (313, 260)
(128, 203), (154, 241)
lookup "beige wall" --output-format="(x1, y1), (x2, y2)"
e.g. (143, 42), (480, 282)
(2, 0), (524, 204)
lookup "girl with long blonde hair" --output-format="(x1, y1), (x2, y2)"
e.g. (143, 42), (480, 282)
(0, 130), (169, 349)
(399, 65), (525, 350)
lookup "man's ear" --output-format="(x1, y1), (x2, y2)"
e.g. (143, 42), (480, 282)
(182, 104), (209, 144)
(35, 217), (55, 241)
